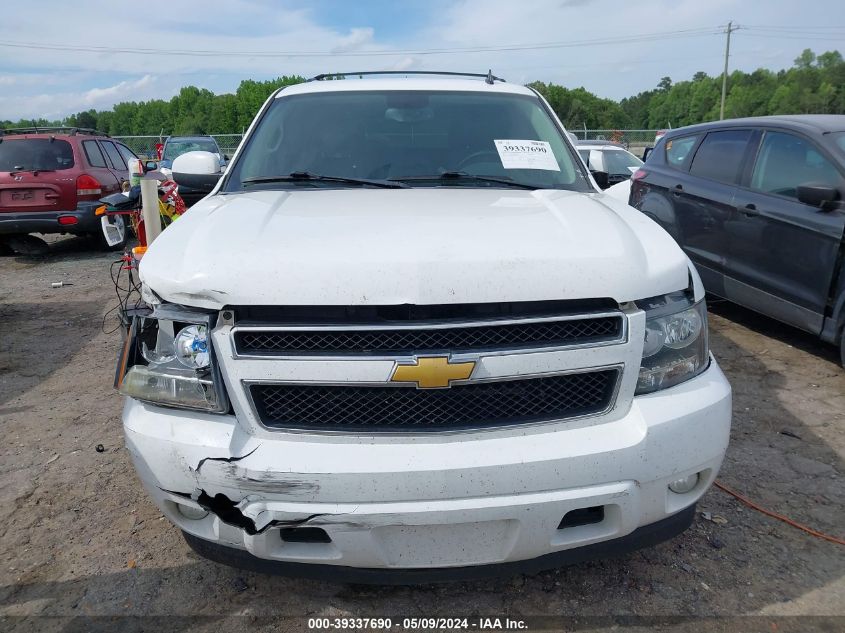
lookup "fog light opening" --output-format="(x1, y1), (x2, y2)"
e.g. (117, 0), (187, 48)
(668, 472), (700, 494)
(176, 503), (209, 521)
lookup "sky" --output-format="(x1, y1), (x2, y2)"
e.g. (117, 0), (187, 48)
(1, 0), (843, 122)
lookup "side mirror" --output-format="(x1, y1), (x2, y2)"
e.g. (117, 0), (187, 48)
(223, 154), (230, 161)
(642, 147), (654, 162)
(797, 183), (840, 210)
(172, 151), (223, 193)
(144, 160), (158, 171)
(590, 170), (609, 189)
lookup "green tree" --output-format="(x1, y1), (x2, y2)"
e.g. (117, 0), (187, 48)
(3, 54), (843, 135)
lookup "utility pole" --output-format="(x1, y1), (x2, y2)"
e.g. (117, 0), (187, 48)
(720, 21), (738, 120)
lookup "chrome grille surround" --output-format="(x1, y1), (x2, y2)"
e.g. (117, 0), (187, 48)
(215, 306), (638, 435)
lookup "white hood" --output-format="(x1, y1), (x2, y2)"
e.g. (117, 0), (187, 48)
(140, 188), (689, 310)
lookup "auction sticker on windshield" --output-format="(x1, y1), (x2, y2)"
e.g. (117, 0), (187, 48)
(494, 139), (560, 171)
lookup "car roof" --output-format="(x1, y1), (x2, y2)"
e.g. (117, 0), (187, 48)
(276, 77), (537, 98)
(575, 140), (628, 149)
(666, 114), (845, 138)
(165, 136), (217, 142)
(1, 127), (108, 140)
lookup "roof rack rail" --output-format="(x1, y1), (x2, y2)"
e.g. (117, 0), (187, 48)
(1, 127), (109, 137)
(309, 70), (506, 84)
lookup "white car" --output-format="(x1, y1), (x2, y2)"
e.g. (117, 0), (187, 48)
(576, 140), (644, 189)
(117, 72), (731, 582)
(604, 178), (632, 203)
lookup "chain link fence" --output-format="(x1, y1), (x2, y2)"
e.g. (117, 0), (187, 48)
(113, 134), (244, 159)
(115, 131), (662, 160)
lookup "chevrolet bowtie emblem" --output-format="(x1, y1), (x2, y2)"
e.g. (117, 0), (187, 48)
(391, 356), (475, 389)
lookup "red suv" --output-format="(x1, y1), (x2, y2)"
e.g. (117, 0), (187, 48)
(0, 127), (138, 250)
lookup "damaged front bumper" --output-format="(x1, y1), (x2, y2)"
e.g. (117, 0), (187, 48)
(123, 360), (731, 581)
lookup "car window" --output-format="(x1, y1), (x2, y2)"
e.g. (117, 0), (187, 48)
(163, 139), (219, 160)
(664, 134), (699, 170)
(751, 131), (845, 200)
(83, 140), (107, 168)
(0, 138), (74, 171)
(689, 130), (753, 184)
(226, 90), (591, 191)
(116, 143), (138, 164)
(577, 149), (590, 165)
(101, 141), (127, 170)
(603, 149), (643, 176)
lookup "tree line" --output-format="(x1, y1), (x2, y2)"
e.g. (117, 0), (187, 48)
(2, 49), (842, 135)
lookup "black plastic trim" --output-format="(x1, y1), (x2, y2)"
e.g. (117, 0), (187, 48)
(0, 202), (101, 235)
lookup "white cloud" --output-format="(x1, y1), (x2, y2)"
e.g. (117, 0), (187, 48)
(0, 75), (166, 120)
(81, 75), (157, 106)
(391, 57), (420, 71)
(331, 28), (376, 54)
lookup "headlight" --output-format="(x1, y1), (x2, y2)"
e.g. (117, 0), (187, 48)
(636, 292), (709, 394)
(174, 325), (210, 369)
(115, 306), (228, 412)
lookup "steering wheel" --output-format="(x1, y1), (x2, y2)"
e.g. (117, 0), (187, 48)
(457, 151), (501, 171)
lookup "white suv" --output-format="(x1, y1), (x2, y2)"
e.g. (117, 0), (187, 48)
(116, 72), (731, 582)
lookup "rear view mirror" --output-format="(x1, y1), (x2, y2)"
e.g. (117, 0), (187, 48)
(590, 170), (609, 189)
(171, 151), (223, 194)
(797, 183), (840, 210)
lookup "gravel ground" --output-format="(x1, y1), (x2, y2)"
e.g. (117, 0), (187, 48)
(0, 235), (843, 633)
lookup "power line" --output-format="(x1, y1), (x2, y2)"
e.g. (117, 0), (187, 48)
(742, 33), (845, 41)
(0, 27), (724, 59)
(742, 24), (845, 30)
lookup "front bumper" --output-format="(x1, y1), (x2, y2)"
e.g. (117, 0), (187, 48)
(123, 359), (731, 579)
(0, 202), (102, 235)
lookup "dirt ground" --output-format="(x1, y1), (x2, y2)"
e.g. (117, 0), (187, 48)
(1, 235), (843, 633)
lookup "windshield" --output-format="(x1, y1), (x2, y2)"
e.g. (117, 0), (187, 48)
(224, 90), (591, 191)
(603, 149), (643, 176)
(0, 139), (74, 172)
(163, 139), (218, 160)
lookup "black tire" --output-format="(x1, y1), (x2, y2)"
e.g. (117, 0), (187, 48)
(97, 214), (129, 251)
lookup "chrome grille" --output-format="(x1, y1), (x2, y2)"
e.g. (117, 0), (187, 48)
(250, 369), (619, 432)
(235, 315), (622, 356)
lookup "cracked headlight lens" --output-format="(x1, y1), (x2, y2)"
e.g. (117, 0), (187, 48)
(116, 307), (227, 412)
(636, 294), (709, 395)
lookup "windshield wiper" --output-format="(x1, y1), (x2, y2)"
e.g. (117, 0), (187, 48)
(391, 172), (542, 190)
(242, 171), (408, 189)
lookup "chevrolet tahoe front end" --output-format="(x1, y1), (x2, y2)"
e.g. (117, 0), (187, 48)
(116, 76), (731, 582)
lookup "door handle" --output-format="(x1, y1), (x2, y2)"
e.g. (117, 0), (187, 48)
(740, 203), (758, 217)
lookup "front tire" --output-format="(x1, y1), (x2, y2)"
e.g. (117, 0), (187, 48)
(97, 214), (129, 251)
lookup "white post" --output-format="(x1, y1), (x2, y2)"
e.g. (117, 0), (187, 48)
(140, 178), (161, 245)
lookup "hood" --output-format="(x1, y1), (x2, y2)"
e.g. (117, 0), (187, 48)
(140, 188), (689, 310)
